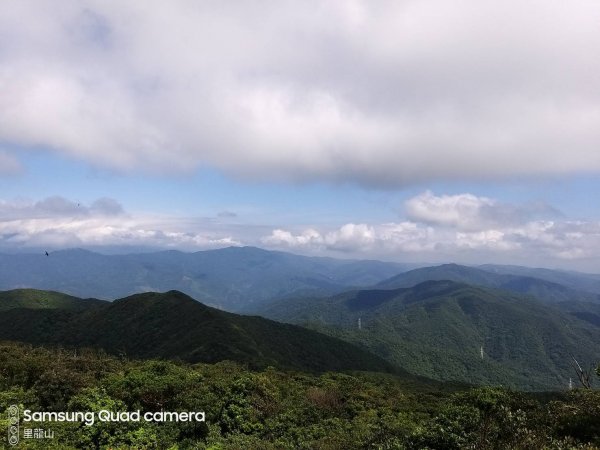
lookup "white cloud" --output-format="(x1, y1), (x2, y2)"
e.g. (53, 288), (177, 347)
(405, 191), (495, 230)
(325, 224), (376, 252)
(1, 1), (600, 185)
(0, 196), (240, 250)
(405, 191), (562, 230)
(262, 224), (378, 252)
(262, 219), (600, 268)
(262, 229), (323, 248)
(261, 192), (600, 270)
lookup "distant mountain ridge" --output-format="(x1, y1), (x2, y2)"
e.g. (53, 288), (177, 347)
(258, 280), (600, 390)
(4, 247), (600, 313)
(376, 263), (600, 304)
(0, 288), (396, 374)
(479, 264), (600, 295)
(0, 247), (413, 311)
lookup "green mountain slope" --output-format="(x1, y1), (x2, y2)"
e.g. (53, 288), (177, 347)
(0, 289), (396, 374)
(259, 281), (600, 390)
(557, 300), (600, 328)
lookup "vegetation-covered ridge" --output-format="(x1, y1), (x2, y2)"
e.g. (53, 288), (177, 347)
(259, 280), (600, 390)
(0, 341), (599, 449)
(0, 288), (107, 311)
(0, 289), (395, 374)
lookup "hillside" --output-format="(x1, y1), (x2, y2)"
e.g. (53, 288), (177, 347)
(0, 247), (412, 311)
(0, 288), (107, 311)
(258, 280), (600, 390)
(0, 289), (395, 374)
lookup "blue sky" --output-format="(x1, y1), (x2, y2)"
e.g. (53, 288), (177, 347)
(3, 148), (598, 223)
(3, 149), (598, 222)
(1, 1), (600, 270)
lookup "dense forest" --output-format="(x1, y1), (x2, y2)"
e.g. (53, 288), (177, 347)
(1, 341), (599, 449)
(259, 280), (600, 390)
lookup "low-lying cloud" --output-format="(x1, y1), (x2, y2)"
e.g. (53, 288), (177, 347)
(2, 193), (600, 271)
(2, 1), (600, 186)
(262, 192), (600, 270)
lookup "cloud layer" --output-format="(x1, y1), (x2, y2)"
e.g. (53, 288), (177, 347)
(2, 192), (600, 270)
(0, 196), (240, 250)
(2, 1), (600, 186)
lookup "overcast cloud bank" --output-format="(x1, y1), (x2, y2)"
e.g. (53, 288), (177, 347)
(1, 1), (600, 186)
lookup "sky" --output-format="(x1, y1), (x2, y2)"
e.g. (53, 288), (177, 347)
(1, 0), (600, 271)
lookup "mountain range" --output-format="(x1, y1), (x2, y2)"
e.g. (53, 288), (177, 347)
(2, 248), (599, 390)
(0, 247), (413, 311)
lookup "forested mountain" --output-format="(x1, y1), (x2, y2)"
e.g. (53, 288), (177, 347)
(258, 280), (600, 390)
(0, 289), (395, 374)
(0, 247), (412, 311)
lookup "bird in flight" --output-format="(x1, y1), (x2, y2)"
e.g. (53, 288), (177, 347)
(45, 251), (49, 256)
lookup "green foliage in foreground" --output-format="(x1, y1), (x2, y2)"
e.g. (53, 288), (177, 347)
(0, 342), (599, 449)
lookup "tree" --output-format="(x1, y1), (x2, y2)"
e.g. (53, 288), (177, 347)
(571, 356), (593, 389)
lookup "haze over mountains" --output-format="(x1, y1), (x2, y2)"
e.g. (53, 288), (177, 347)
(4, 246), (600, 311)
(376, 263), (600, 305)
(0, 247), (413, 311)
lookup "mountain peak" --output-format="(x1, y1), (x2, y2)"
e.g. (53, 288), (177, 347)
(114, 290), (201, 307)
